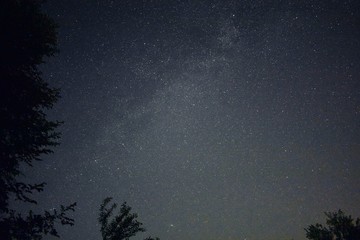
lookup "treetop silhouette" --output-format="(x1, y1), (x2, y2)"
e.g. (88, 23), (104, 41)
(305, 209), (360, 240)
(99, 197), (159, 240)
(0, 0), (75, 239)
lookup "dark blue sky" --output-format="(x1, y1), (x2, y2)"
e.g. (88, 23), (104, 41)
(26, 1), (360, 239)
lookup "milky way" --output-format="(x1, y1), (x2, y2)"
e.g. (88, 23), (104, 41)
(23, 1), (360, 239)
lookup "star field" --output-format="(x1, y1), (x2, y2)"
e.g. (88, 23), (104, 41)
(23, 1), (360, 239)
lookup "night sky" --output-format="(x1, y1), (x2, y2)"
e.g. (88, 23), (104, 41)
(24, 1), (360, 239)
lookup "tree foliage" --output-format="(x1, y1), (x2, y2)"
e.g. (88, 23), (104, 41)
(0, 203), (76, 240)
(0, 0), (75, 238)
(305, 210), (360, 240)
(99, 197), (159, 240)
(0, 0), (59, 211)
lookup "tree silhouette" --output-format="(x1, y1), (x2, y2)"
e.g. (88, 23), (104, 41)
(0, 0), (75, 238)
(98, 197), (159, 240)
(305, 210), (360, 240)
